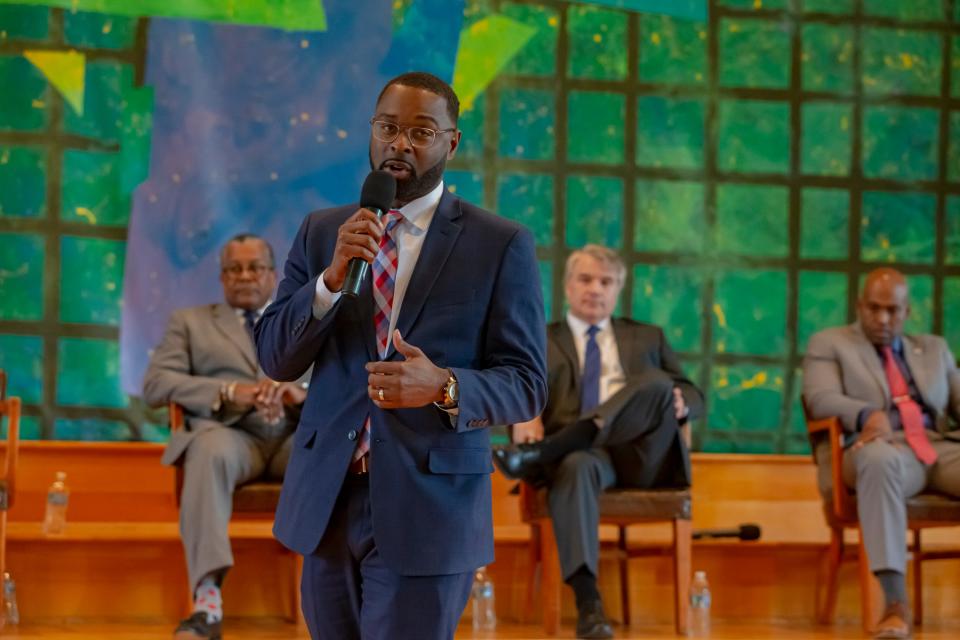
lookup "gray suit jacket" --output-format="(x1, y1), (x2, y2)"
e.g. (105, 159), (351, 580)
(143, 302), (282, 465)
(803, 323), (960, 439)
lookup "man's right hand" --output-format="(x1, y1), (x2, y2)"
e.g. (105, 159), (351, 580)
(511, 417), (544, 444)
(322, 208), (385, 292)
(852, 410), (894, 451)
(230, 382), (262, 409)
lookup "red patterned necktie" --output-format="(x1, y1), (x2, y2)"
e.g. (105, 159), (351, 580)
(881, 346), (938, 465)
(352, 210), (403, 464)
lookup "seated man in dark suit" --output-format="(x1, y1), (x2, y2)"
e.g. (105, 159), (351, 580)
(494, 244), (703, 639)
(804, 267), (960, 639)
(143, 234), (306, 640)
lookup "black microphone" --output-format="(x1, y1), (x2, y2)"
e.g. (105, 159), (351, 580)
(342, 170), (397, 298)
(692, 523), (761, 541)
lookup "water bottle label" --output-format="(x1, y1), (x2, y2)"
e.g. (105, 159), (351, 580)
(691, 593), (711, 608)
(48, 492), (68, 507)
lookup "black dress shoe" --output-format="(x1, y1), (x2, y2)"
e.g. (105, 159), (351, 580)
(576, 599), (614, 639)
(492, 443), (544, 479)
(174, 612), (222, 640)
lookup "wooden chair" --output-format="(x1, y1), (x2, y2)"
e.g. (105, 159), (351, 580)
(519, 423), (693, 636)
(0, 371), (22, 583)
(168, 402), (302, 624)
(805, 406), (960, 632)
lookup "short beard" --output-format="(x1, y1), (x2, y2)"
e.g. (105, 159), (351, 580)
(370, 154), (447, 204)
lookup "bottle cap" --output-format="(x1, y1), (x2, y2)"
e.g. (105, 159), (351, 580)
(694, 570), (706, 580)
(56, 471), (67, 481)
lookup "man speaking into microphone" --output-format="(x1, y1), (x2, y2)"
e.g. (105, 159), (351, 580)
(255, 72), (547, 640)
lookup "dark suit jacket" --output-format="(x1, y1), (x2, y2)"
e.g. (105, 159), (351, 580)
(541, 318), (704, 488)
(255, 189), (547, 576)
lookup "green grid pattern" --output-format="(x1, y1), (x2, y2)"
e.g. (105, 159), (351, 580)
(447, 0), (960, 455)
(0, 7), (153, 440)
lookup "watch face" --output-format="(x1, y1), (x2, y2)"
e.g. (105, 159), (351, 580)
(450, 381), (459, 402)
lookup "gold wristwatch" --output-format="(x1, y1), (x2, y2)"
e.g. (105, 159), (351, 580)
(439, 370), (459, 408)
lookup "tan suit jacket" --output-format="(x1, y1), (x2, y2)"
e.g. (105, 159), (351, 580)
(803, 322), (960, 437)
(143, 302), (285, 465)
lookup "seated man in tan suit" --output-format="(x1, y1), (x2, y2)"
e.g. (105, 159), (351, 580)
(803, 267), (960, 639)
(143, 234), (306, 640)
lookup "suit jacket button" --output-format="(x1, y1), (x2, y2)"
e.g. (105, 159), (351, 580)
(347, 429), (358, 441)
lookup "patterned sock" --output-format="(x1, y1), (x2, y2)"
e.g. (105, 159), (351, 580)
(192, 575), (223, 624)
(874, 569), (907, 607)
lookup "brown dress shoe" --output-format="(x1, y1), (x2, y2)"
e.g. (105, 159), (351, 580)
(873, 601), (911, 639)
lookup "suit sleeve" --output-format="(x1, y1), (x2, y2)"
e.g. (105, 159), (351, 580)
(448, 227), (548, 432)
(256, 214), (341, 381)
(658, 327), (704, 420)
(802, 330), (869, 434)
(937, 336), (960, 427)
(142, 310), (223, 416)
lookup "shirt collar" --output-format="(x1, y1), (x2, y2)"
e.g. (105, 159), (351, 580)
(233, 301), (271, 318)
(566, 312), (611, 338)
(394, 181), (444, 232)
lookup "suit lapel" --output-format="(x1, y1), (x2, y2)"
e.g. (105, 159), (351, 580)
(211, 303), (257, 373)
(850, 324), (890, 405)
(903, 335), (933, 408)
(612, 319), (634, 376)
(390, 190), (462, 358)
(349, 273), (379, 362)
(552, 322), (581, 396)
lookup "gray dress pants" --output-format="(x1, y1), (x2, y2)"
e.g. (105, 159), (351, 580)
(842, 431), (960, 573)
(179, 418), (294, 590)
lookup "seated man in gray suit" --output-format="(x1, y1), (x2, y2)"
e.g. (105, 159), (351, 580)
(493, 244), (703, 639)
(143, 233), (306, 640)
(804, 267), (960, 639)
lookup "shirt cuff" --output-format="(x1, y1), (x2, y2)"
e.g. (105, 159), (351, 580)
(313, 270), (342, 320)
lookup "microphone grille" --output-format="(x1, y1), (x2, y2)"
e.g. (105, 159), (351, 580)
(740, 524), (761, 541)
(360, 170), (397, 212)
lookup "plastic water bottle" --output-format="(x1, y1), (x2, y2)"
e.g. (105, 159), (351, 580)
(2, 572), (19, 626)
(42, 471), (69, 535)
(471, 566), (496, 631)
(689, 570), (711, 637)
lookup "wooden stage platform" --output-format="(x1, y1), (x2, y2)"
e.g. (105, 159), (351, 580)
(5, 621), (960, 639)
(4, 442), (960, 631)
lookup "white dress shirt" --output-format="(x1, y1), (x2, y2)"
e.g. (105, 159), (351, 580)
(312, 180), (445, 333)
(566, 312), (627, 404)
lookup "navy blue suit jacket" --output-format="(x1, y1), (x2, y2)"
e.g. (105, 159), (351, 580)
(255, 189), (547, 576)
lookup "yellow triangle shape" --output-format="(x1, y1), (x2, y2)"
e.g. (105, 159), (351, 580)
(23, 49), (86, 116)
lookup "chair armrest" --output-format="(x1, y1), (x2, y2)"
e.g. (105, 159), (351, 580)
(169, 402), (185, 432)
(822, 416), (855, 520)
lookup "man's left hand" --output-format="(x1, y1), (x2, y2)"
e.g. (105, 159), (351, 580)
(673, 387), (689, 421)
(366, 330), (449, 409)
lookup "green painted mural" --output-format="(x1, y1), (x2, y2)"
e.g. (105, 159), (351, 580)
(1, 0), (959, 455)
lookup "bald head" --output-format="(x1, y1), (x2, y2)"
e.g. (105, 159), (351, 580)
(857, 268), (910, 346)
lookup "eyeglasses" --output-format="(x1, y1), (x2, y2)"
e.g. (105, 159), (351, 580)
(370, 119), (456, 149)
(222, 263), (273, 277)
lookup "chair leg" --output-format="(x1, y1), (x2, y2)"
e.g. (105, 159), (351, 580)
(673, 518), (691, 636)
(293, 552), (306, 628)
(857, 528), (882, 634)
(618, 526), (630, 627)
(912, 528), (922, 628)
(818, 526), (843, 624)
(0, 510), (6, 581)
(540, 518), (562, 636)
(524, 524), (542, 624)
